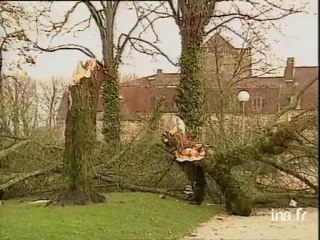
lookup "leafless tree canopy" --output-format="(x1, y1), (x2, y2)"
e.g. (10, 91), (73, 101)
(39, 77), (67, 127)
(138, 0), (306, 74)
(29, 1), (177, 68)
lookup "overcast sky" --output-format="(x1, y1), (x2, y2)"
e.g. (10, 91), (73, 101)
(5, 0), (318, 82)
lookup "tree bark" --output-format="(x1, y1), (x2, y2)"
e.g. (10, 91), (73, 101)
(176, 34), (204, 135)
(102, 61), (120, 143)
(178, 162), (206, 205)
(0, 164), (60, 191)
(49, 62), (106, 206)
(0, 140), (31, 160)
(100, 5), (120, 144)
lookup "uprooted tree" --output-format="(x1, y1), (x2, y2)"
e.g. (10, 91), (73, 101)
(47, 59), (106, 206)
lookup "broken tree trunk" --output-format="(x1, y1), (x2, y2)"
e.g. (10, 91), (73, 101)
(201, 111), (317, 216)
(161, 131), (207, 205)
(48, 59), (105, 206)
(161, 111), (316, 216)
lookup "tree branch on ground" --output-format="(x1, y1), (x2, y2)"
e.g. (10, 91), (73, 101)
(0, 163), (61, 191)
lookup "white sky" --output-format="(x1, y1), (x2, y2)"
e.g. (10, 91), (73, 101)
(4, 0), (319, 82)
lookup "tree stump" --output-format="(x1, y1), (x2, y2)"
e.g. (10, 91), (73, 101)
(161, 131), (206, 205)
(180, 162), (206, 205)
(48, 59), (105, 206)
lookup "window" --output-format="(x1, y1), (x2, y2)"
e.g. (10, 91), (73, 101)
(296, 97), (301, 109)
(151, 96), (156, 107)
(251, 97), (264, 111)
(173, 101), (178, 110)
(289, 96), (301, 110)
(151, 95), (168, 109)
(289, 96), (294, 104)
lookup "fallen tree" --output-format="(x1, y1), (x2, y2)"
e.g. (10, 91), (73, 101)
(161, 109), (317, 216)
(0, 140), (31, 161)
(0, 163), (61, 191)
(203, 110), (317, 215)
(0, 78), (316, 210)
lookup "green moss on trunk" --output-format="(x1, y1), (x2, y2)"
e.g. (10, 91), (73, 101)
(179, 162), (206, 205)
(176, 39), (204, 135)
(102, 62), (120, 143)
(208, 165), (253, 216)
(55, 74), (105, 205)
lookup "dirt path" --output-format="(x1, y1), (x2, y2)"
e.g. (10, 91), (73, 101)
(183, 207), (318, 240)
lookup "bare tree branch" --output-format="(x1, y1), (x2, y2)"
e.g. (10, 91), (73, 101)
(127, 36), (178, 67)
(82, 1), (104, 30)
(258, 156), (317, 192)
(0, 140), (31, 161)
(33, 42), (96, 59)
(116, 2), (168, 64)
(0, 163), (61, 191)
(269, 77), (318, 125)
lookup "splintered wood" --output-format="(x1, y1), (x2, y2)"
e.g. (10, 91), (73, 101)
(71, 60), (95, 86)
(161, 131), (205, 162)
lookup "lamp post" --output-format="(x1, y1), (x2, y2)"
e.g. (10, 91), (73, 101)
(237, 90), (251, 142)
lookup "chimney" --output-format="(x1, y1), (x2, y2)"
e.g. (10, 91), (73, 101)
(284, 57), (295, 82)
(156, 69), (163, 74)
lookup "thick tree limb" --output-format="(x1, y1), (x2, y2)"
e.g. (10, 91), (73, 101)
(254, 192), (317, 208)
(258, 156), (317, 193)
(94, 172), (186, 200)
(0, 164), (61, 191)
(199, 111), (317, 193)
(0, 140), (30, 161)
(82, 1), (104, 31)
(33, 43), (96, 59)
(168, 0), (180, 26)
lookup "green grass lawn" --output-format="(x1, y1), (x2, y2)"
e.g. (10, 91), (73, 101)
(0, 192), (221, 240)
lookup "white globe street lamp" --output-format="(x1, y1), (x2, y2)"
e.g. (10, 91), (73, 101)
(237, 90), (251, 142)
(237, 90), (251, 102)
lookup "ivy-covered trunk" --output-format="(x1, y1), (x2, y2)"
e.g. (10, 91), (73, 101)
(176, 34), (204, 135)
(102, 60), (120, 143)
(172, 4), (207, 207)
(48, 66), (105, 206)
(100, 6), (121, 144)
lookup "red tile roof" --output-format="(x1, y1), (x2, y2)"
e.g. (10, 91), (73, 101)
(121, 73), (179, 87)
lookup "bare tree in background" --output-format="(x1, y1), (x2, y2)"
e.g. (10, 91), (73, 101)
(39, 77), (66, 128)
(120, 73), (139, 83)
(29, 1), (174, 143)
(0, 2), (38, 135)
(2, 73), (38, 137)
